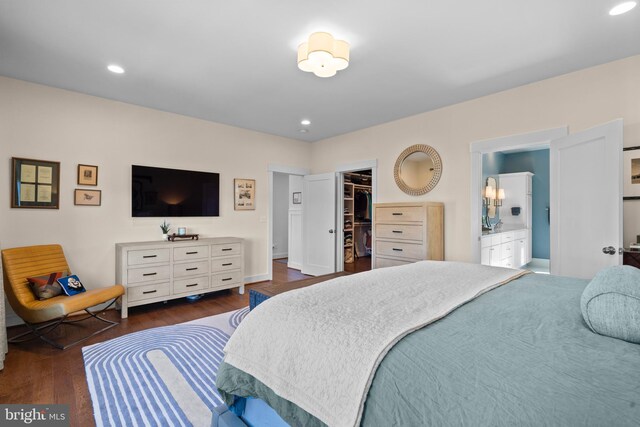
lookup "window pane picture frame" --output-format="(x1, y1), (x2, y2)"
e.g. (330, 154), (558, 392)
(78, 164), (98, 186)
(623, 147), (640, 200)
(293, 192), (302, 204)
(234, 178), (255, 210)
(74, 189), (102, 206)
(11, 157), (60, 209)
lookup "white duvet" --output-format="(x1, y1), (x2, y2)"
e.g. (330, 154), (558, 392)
(223, 261), (527, 427)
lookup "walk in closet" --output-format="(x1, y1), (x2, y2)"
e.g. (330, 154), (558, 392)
(343, 170), (372, 270)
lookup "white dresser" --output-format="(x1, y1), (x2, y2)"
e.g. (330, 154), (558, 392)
(372, 202), (444, 269)
(116, 237), (244, 318)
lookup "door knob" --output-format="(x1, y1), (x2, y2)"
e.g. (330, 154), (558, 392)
(602, 246), (616, 255)
(328, 229), (334, 234)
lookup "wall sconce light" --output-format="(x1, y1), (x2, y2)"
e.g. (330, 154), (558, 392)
(494, 188), (505, 207)
(484, 185), (495, 206)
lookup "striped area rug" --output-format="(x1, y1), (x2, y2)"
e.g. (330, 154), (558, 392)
(83, 307), (250, 427)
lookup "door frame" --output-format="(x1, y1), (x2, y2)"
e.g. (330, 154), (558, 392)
(335, 160), (378, 272)
(469, 127), (568, 263)
(267, 164), (310, 281)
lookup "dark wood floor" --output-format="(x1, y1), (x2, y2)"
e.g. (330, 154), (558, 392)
(0, 259), (370, 427)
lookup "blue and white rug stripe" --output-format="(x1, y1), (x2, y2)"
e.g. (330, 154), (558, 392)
(83, 307), (250, 427)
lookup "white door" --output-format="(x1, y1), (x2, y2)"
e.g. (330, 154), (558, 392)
(302, 173), (337, 276)
(550, 119), (623, 279)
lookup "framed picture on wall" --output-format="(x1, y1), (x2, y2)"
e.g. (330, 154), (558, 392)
(11, 157), (60, 209)
(234, 178), (255, 210)
(77, 164), (98, 186)
(292, 192), (302, 204)
(623, 147), (640, 199)
(74, 189), (102, 206)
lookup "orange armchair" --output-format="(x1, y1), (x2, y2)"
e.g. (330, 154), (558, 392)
(1, 244), (124, 349)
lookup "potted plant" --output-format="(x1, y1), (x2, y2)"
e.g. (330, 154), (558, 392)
(160, 220), (171, 240)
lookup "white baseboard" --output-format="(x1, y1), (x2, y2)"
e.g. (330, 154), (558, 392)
(287, 262), (302, 271)
(244, 274), (270, 284)
(272, 252), (288, 260)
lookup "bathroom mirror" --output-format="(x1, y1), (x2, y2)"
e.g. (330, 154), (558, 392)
(485, 176), (497, 219)
(394, 144), (442, 196)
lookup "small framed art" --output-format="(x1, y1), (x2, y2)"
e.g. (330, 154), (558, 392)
(293, 192), (302, 204)
(234, 178), (255, 210)
(78, 164), (98, 186)
(11, 157), (60, 209)
(74, 189), (102, 206)
(624, 147), (640, 200)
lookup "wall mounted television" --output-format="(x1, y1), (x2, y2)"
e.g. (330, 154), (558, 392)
(132, 165), (220, 217)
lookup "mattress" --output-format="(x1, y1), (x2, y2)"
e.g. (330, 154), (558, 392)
(216, 273), (640, 426)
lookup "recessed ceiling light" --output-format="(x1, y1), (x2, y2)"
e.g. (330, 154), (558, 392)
(299, 129), (309, 133)
(609, 1), (637, 15)
(301, 119), (311, 126)
(107, 64), (125, 74)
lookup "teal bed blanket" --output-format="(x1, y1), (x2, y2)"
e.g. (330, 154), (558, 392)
(216, 273), (640, 426)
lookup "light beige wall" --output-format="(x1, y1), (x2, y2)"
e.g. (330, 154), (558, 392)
(311, 55), (640, 261)
(0, 77), (311, 295)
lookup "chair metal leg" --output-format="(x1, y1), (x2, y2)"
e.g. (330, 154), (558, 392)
(8, 298), (121, 350)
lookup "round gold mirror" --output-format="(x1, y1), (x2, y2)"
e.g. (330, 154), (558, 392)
(394, 144), (442, 196)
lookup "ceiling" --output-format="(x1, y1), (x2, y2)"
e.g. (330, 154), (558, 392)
(1, 1), (639, 142)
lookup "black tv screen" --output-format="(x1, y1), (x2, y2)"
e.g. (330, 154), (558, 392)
(132, 165), (220, 217)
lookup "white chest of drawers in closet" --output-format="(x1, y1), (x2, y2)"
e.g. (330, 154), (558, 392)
(116, 237), (244, 318)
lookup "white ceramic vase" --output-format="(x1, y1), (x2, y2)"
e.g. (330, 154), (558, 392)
(162, 233), (169, 241)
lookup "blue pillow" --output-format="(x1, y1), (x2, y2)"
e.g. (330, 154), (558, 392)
(580, 266), (640, 344)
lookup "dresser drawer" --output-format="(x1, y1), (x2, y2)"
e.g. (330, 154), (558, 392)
(128, 265), (171, 284)
(173, 275), (209, 294)
(500, 242), (514, 260)
(174, 245), (209, 262)
(374, 257), (413, 269)
(211, 243), (242, 257)
(212, 271), (243, 289)
(481, 236), (493, 248)
(376, 240), (425, 260)
(375, 224), (423, 241)
(127, 282), (171, 302)
(375, 206), (423, 222)
(515, 229), (528, 239)
(127, 248), (170, 266)
(174, 260), (209, 278)
(211, 257), (242, 272)
(500, 232), (514, 243)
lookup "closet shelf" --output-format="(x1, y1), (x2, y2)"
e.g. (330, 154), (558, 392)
(344, 197), (354, 201)
(344, 244), (353, 248)
(344, 228), (353, 232)
(352, 184), (372, 189)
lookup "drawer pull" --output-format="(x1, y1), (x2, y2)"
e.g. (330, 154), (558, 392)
(392, 248), (403, 252)
(392, 230), (403, 234)
(392, 212), (403, 216)
(143, 255), (157, 259)
(222, 248), (233, 252)
(186, 251), (198, 255)
(186, 283), (199, 288)
(142, 290), (157, 295)
(222, 263), (233, 266)
(143, 272), (157, 276)
(186, 267), (198, 271)
(222, 277), (233, 282)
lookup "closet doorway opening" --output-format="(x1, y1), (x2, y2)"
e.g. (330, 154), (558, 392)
(339, 169), (374, 274)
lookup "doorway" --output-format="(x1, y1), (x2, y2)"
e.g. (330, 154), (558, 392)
(342, 170), (373, 273)
(481, 149), (550, 273)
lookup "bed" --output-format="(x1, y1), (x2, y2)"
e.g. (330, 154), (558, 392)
(215, 262), (640, 426)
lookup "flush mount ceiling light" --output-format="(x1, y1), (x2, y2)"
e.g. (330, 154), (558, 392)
(107, 64), (125, 74)
(300, 119), (311, 125)
(297, 32), (349, 78)
(609, 1), (637, 15)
